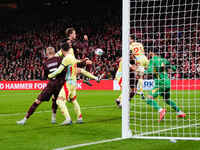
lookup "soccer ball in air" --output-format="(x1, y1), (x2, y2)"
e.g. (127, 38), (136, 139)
(95, 48), (104, 56)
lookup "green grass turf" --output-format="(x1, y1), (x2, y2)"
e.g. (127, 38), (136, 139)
(0, 90), (200, 150)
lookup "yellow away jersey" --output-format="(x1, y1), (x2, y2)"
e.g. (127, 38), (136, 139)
(62, 54), (77, 81)
(130, 42), (145, 57)
(55, 48), (75, 57)
(130, 42), (149, 68)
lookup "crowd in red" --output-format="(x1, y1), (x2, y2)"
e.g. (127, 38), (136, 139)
(1, 16), (200, 81)
(135, 23), (200, 79)
(0, 16), (121, 80)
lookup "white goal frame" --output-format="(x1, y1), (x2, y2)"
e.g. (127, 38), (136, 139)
(122, 0), (200, 141)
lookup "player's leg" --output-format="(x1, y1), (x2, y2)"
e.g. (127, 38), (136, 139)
(77, 68), (92, 86)
(146, 87), (166, 122)
(78, 68), (102, 83)
(138, 77), (145, 99)
(129, 71), (138, 101)
(115, 93), (122, 108)
(51, 96), (57, 124)
(136, 67), (145, 99)
(71, 98), (83, 123)
(115, 77), (122, 108)
(56, 84), (72, 125)
(69, 85), (83, 123)
(16, 99), (41, 125)
(146, 88), (161, 111)
(16, 85), (53, 125)
(51, 80), (65, 124)
(162, 88), (186, 118)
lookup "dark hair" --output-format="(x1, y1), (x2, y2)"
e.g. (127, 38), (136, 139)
(60, 40), (70, 51)
(65, 27), (75, 37)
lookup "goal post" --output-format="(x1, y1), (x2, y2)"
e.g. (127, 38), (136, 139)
(122, 0), (200, 140)
(122, 0), (132, 138)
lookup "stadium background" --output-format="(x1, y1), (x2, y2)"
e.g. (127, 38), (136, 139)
(1, 1), (200, 150)
(1, 0), (200, 81)
(0, 0), (121, 81)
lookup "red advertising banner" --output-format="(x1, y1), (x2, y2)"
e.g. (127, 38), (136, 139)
(0, 80), (113, 90)
(171, 80), (200, 90)
(0, 81), (48, 90)
(77, 80), (113, 90)
(0, 80), (199, 90)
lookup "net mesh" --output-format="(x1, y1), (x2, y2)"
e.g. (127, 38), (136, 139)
(130, 0), (200, 138)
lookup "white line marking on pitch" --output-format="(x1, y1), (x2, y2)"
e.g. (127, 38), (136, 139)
(53, 137), (124, 150)
(53, 123), (200, 150)
(0, 105), (116, 117)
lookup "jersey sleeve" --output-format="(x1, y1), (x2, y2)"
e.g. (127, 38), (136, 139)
(48, 65), (65, 79)
(61, 54), (79, 66)
(55, 50), (64, 57)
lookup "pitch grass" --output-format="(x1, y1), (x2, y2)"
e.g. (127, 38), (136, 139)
(0, 90), (200, 150)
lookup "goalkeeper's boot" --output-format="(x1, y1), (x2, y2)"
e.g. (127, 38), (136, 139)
(176, 111), (186, 118)
(60, 120), (72, 126)
(16, 119), (26, 125)
(159, 109), (167, 122)
(83, 79), (92, 86)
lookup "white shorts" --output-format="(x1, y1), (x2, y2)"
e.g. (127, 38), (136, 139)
(136, 66), (145, 76)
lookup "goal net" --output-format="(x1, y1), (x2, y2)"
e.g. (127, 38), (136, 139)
(122, 0), (200, 140)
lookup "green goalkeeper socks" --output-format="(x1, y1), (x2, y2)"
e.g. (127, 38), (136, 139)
(165, 99), (181, 112)
(146, 98), (181, 112)
(146, 99), (161, 111)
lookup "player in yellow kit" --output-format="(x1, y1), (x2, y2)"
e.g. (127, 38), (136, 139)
(55, 28), (102, 86)
(115, 58), (136, 108)
(130, 37), (149, 99)
(115, 58), (122, 107)
(48, 40), (90, 125)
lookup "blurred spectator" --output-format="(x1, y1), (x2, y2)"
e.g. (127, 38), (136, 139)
(1, 14), (200, 81)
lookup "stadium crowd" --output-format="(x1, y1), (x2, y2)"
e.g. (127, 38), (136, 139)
(1, 15), (200, 81)
(0, 15), (121, 80)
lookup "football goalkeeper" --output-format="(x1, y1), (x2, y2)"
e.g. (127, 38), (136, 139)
(145, 50), (186, 122)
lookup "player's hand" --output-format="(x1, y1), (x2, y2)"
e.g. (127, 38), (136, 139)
(83, 57), (89, 61)
(130, 64), (136, 71)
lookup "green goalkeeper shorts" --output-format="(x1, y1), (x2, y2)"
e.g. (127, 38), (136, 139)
(149, 82), (171, 99)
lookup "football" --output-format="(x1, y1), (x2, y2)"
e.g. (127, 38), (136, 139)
(95, 48), (104, 56)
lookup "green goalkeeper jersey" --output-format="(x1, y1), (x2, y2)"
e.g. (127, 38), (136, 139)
(145, 55), (176, 88)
